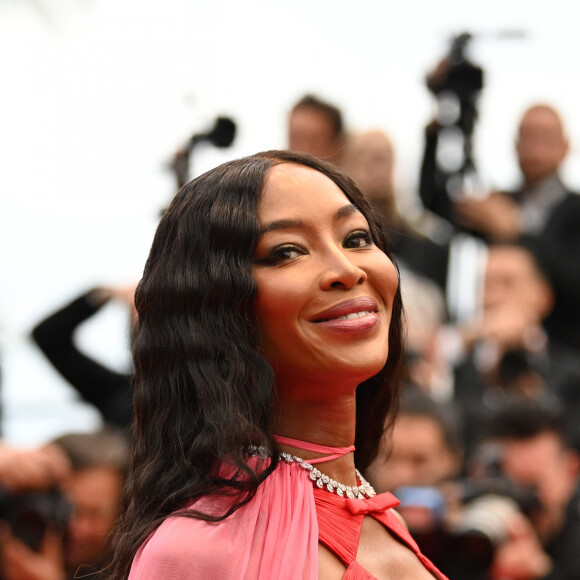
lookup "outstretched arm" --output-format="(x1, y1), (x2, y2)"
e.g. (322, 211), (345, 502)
(31, 288), (133, 429)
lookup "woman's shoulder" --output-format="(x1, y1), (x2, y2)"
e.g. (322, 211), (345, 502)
(129, 512), (242, 579)
(128, 462), (319, 579)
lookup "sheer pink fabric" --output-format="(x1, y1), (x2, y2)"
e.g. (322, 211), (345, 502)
(128, 439), (448, 579)
(128, 460), (318, 579)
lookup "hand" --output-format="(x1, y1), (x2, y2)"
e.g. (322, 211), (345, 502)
(455, 193), (521, 239)
(109, 284), (136, 307)
(478, 308), (539, 351)
(91, 284), (138, 324)
(489, 511), (552, 580)
(0, 444), (70, 493)
(0, 525), (66, 580)
(111, 284), (138, 325)
(426, 58), (450, 93)
(169, 147), (190, 189)
(460, 307), (540, 354)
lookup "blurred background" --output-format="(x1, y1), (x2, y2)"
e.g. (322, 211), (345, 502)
(1, 0), (579, 446)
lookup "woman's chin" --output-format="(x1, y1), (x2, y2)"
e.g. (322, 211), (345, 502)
(315, 357), (388, 387)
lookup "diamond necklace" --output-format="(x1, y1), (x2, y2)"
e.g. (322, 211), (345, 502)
(247, 445), (376, 499)
(280, 452), (376, 499)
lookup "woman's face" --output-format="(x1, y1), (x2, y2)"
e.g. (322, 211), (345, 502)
(253, 163), (399, 395)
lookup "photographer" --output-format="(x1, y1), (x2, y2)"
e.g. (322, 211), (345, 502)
(420, 46), (580, 351)
(365, 390), (554, 579)
(482, 400), (580, 579)
(0, 443), (71, 580)
(0, 429), (129, 580)
(456, 105), (580, 353)
(439, 242), (580, 453)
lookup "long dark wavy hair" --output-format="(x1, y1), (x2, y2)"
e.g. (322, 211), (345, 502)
(106, 150), (405, 579)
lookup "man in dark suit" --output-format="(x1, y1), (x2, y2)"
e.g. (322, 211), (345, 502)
(421, 105), (580, 350)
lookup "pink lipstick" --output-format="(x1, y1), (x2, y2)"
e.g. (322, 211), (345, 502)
(310, 297), (380, 333)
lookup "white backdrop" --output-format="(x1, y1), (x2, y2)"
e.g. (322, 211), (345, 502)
(2, 0), (580, 444)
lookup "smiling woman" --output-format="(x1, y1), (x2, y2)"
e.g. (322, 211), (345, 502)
(106, 151), (448, 579)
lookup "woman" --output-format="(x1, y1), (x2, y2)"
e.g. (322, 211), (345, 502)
(107, 150), (447, 579)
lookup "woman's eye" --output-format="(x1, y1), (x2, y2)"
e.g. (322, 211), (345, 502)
(344, 230), (373, 249)
(259, 245), (304, 265)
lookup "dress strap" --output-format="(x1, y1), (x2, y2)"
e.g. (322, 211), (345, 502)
(274, 435), (355, 464)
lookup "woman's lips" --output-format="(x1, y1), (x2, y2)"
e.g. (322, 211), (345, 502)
(311, 296), (378, 322)
(310, 297), (380, 332)
(313, 312), (380, 332)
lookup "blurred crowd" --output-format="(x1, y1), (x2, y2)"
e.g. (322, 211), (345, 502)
(1, 75), (580, 579)
(289, 92), (580, 580)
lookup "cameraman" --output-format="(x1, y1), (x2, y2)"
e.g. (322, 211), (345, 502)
(365, 391), (554, 579)
(483, 400), (580, 579)
(0, 442), (71, 580)
(0, 429), (128, 580)
(440, 242), (580, 454)
(420, 99), (580, 352)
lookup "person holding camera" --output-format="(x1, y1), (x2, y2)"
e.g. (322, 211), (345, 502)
(482, 400), (580, 580)
(0, 442), (71, 580)
(421, 102), (580, 353)
(437, 242), (580, 454)
(0, 429), (129, 580)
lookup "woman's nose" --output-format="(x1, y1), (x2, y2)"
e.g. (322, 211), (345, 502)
(318, 248), (367, 290)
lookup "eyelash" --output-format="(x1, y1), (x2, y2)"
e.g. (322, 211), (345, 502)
(344, 229), (373, 249)
(257, 245), (305, 265)
(257, 229), (374, 265)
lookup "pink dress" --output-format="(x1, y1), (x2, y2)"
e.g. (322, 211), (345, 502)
(128, 439), (448, 579)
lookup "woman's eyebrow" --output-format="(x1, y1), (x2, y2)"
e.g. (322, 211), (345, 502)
(259, 218), (304, 235)
(259, 204), (360, 235)
(335, 203), (359, 220)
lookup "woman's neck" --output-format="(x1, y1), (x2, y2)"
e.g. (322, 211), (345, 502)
(273, 392), (358, 486)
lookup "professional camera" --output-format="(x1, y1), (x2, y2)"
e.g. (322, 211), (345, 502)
(0, 486), (72, 552)
(423, 32), (485, 198)
(394, 443), (540, 580)
(426, 33), (484, 105)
